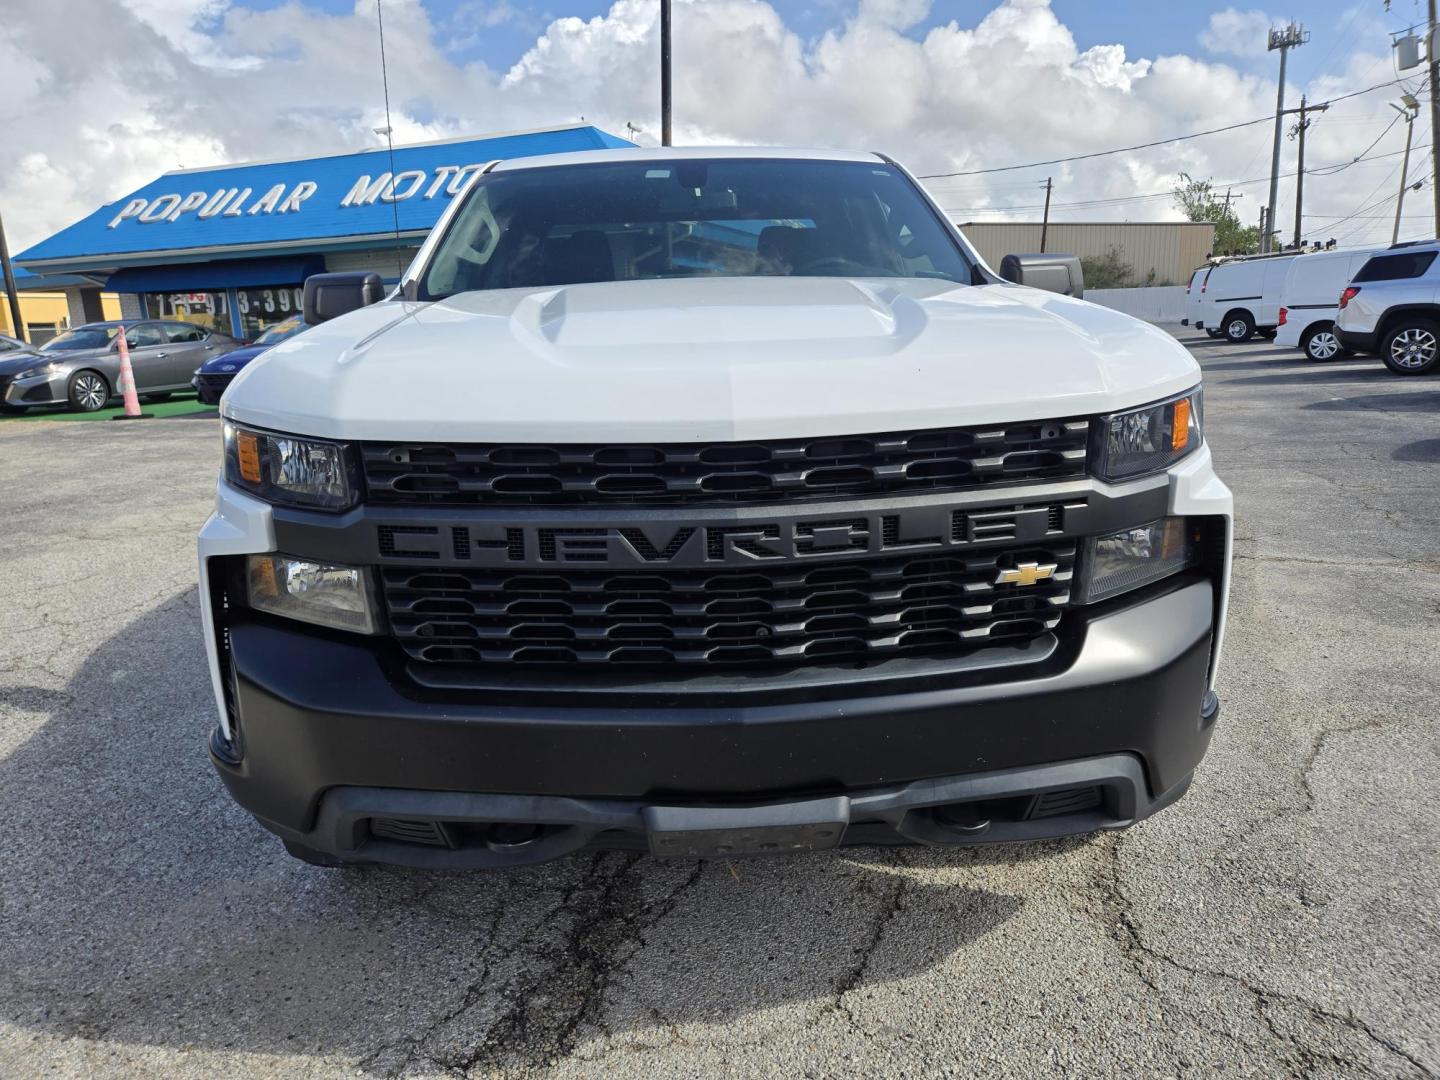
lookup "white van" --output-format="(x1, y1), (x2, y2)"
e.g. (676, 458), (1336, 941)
(1274, 245), (1388, 361)
(1182, 266), (1212, 333)
(1197, 253), (1297, 342)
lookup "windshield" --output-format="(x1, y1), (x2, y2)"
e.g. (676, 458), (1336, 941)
(418, 158), (974, 300)
(41, 326), (119, 352)
(254, 315), (306, 345)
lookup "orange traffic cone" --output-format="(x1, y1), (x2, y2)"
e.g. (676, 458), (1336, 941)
(111, 324), (152, 420)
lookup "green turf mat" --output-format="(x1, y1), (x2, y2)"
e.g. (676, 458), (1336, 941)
(1, 395), (219, 422)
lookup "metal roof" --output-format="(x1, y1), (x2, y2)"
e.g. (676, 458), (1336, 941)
(17, 124), (633, 274)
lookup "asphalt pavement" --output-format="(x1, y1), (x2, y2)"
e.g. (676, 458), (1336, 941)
(0, 329), (1436, 1079)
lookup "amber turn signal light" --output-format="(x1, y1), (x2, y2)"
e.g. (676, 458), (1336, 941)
(236, 430), (262, 484)
(1171, 397), (1192, 452)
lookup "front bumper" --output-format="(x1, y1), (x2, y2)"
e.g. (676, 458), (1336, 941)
(211, 576), (1219, 867)
(193, 373), (230, 406)
(2, 370), (66, 407)
(199, 446), (1233, 868)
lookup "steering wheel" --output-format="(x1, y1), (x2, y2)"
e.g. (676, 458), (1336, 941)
(792, 255), (879, 276)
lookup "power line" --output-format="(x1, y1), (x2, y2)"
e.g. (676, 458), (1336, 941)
(940, 144), (1433, 216)
(916, 76), (1416, 179)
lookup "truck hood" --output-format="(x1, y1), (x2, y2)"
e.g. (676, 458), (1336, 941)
(223, 277), (1200, 442)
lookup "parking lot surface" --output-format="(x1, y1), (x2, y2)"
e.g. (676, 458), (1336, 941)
(1, 329), (1437, 1079)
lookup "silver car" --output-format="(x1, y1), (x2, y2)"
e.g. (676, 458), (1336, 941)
(0, 320), (243, 413)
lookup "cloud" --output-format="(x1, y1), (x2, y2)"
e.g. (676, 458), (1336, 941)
(0, 0), (1417, 255)
(1199, 8), (1274, 58)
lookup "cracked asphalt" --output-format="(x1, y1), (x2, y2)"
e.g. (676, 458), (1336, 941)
(1, 328), (1437, 1079)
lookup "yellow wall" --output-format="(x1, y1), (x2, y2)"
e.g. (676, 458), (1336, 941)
(0, 291), (120, 341)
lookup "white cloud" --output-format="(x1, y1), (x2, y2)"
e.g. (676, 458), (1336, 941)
(1199, 8), (1274, 58)
(0, 0), (1418, 255)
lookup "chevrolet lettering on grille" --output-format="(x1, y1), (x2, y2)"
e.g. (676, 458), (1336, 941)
(375, 499), (1089, 569)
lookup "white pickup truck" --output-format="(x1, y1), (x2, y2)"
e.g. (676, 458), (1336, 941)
(198, 147), (1233, 869)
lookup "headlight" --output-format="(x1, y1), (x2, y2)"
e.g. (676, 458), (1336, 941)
(247, 554), (377, 634)
(1093, 390), (1201, 481)
(15, 362), (60, 379)
(224, 422), (357, 510)
(1077, 518), (1200, 604)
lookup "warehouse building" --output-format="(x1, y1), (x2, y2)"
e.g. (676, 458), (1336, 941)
(15, 124), (631, 340)
(954, 221), (1217, 287)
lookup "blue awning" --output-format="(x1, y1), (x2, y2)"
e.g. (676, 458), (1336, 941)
(104, 255), (325, 293)
(17, 125), (633, 274)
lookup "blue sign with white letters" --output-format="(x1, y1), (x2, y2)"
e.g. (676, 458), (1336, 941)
(18, 125), (632, 271)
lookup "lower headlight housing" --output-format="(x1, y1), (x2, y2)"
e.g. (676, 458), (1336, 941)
(246, 554), (378, 634)
(1077, 518), (1200, 604)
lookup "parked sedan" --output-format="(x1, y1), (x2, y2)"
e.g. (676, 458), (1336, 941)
(0, 336), (45, 414)
(193, 315), (307, 405)
(0, 320), (242, 413)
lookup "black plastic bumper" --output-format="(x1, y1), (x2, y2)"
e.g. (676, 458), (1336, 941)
(1335, 326), (1378, 354)
(212, 579), (1219, 867)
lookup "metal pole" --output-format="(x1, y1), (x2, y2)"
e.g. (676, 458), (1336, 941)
(1040, 177), (1052, 253)
(660, 0), (672, 147)
(1265, 43), (1288, 254)
(0, 213), (24, 344)
(1431, 0), (1440, 236)
(1293, 97), (1306, 250)
(1395, 111), (1417, 245)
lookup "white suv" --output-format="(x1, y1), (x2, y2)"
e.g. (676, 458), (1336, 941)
(1334, 241), (1440, 375)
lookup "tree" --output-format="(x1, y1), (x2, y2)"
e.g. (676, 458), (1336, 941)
(1171, 173), (1260, 256)
(1081, 245), (1133, 288)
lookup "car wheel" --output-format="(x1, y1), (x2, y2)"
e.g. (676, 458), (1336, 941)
(67, 370), (111, 412)
(1380, 318), (1440, 375)
(1301, 325), (1342, 362)
(1223, 312), (1255, 343)
(143, 392), (173, 403)
(282, 840), (354, 868)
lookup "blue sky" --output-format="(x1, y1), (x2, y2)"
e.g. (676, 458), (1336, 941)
(219, 0), (1409, 81)
(3, 0), (1432, 250)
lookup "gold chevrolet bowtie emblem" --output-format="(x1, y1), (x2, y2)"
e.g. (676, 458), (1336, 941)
(996, 562), (1057, 587)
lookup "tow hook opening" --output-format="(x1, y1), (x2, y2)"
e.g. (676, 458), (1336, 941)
(932, 802), (992, 836)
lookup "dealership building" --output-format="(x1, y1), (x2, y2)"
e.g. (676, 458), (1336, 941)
(15, 124), (631, 340)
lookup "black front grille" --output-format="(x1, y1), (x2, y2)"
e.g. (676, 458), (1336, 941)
(360, 420), (1089, 507)
(382, 545), (1075, 668)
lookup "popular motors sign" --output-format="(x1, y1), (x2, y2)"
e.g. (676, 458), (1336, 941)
(105, 162), (492, 229)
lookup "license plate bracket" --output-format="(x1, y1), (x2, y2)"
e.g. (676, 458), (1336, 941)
(643, 797), (849, 858)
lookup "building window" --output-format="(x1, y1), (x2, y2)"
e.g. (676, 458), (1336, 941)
(236, 285), (304, 340)
(144, 291), (231, 334)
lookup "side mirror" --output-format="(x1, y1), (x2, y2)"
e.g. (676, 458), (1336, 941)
(302, 272), (385, 325)
(999, 253), (1084, 298)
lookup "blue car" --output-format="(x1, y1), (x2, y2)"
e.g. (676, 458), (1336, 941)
(192, 315), (307, 405)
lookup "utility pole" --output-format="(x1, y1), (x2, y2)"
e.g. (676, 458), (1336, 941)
(1265, 23), (1308, 253)
(1430, 0), (1440, 235)
(1219, 188), (1244, 255)
(1259, 205), (1268, 255)
(1039, 177), (1052, 252)
(660, 0), (673, 146)
(0, 212), (23, 344)
(1289, 96), (1328, 249)
(1394, 96), (1421, 243)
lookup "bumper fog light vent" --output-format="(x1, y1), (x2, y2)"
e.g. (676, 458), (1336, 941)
(370, 817), (452, 847)
(1026, 785), (1103, 819)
